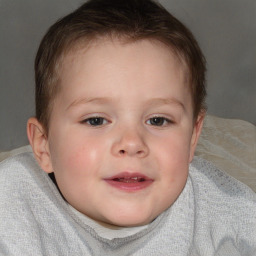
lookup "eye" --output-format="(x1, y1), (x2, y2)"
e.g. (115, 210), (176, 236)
(146, 116), (172, 126)
(82, 117), (108, 126)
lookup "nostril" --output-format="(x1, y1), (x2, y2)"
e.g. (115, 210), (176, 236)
(137, 150), (143, 155)
(119, 150), (125, 155)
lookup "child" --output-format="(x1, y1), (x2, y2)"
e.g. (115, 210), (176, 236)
(0, 0), (255, 255)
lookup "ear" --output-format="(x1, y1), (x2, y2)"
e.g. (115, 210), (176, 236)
(27, 117), (53, 173)
(189, 112), (205, 162)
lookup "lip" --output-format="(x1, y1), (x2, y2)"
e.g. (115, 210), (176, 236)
(104, 172), (154, 192)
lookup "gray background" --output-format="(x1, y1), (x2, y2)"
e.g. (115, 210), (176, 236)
(0, 0), (255, 151)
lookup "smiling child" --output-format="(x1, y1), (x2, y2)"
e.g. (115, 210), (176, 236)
(0, 0), (255, 255)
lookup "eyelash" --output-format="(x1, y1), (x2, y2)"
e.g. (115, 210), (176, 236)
(146, 116), (173, 127)
(81, 116), (173, 127)
(81, 117), (109, 126)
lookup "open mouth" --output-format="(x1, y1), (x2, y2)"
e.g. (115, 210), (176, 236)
(105, 172), (153, 191)
(112, 177), (146, 183)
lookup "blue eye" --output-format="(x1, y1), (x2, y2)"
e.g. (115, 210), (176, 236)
(82, 117), (107, 126)
(147, 117), (172, 126)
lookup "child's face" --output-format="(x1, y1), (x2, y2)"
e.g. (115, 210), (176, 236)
(41, 39), (203, 227)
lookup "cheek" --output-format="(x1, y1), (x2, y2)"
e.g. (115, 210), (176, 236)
(50, 131), (106, 177)
(150, 134), (191, 216)
(153, 132), (191, 179)
(155, 131), (191, 161)
(68, 142), (104, 174)
(49, 134), (107, 202)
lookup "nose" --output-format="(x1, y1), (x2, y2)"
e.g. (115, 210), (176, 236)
(111, 127), (149, 158)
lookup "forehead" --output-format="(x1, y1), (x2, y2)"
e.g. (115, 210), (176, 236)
(62, 35), (186, 64)
(56, 38), (190, 104)
(60, 37), (188, 81)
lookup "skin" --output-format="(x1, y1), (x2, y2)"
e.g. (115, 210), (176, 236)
(27, 38), (204, 228)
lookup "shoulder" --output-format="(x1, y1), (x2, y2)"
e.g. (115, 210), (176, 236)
(0, 153), (67, 254)
(189, 157), (256, 253)
(0, 152), (50, 201)
(189, 156), (256, 200)
(0, 152), (41, 183)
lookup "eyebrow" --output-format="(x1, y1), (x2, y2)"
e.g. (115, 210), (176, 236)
(146, 97), (185, 110)
(66, 96), (185, 111)
(66, 97), (113, 111)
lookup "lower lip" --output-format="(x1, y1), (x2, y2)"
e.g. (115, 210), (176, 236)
(104, 180), (153, 192)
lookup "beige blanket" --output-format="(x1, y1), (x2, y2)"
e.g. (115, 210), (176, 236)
(195, 115), (256, 191)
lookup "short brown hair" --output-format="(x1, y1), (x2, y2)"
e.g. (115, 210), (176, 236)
(35, 0), (206, 133)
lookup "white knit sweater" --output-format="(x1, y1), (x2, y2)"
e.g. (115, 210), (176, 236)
(0, 152), (255, 255)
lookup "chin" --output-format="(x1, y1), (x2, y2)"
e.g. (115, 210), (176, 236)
(104, 210), (156, 228)
(100, 200), (167, 228)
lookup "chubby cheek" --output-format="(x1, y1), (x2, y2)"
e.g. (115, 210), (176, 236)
(155, 132), (191, 187)
(49, 133), (106, 190)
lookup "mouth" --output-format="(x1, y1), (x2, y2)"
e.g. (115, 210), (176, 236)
(112, 176), (146, 183)
(104, 172), (153, 192)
